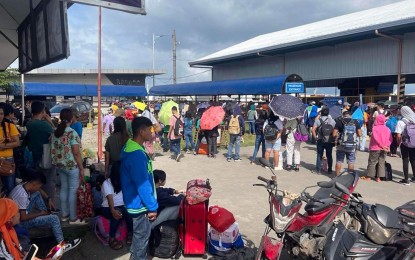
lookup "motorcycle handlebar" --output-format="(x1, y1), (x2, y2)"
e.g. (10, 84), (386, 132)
(302, 192), (325, 204)
(257, 176), (269, 183)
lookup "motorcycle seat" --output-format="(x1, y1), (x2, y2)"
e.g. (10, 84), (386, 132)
(305, 173), (356, 215)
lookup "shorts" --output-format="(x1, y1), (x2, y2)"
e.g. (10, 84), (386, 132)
(265, 138), (281, 151)
(336, 146), (356, 164)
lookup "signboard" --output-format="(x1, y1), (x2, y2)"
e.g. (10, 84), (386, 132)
(69, 0), (146, 14)
(377, 82), (394, 94)
(285, 82), (304, 93)
(322, 97), (344, 106)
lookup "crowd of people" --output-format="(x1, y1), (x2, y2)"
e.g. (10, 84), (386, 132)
(0, 97), (415, 259)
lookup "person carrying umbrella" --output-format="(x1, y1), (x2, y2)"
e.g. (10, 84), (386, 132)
(226, 109), (245, 162)
(263, 111), (284, 170)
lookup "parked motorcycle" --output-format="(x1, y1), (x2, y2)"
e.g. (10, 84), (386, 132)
(255, 158), (359, 260)
(324, 182), (415, 260)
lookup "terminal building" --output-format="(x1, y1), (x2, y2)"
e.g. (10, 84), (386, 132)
(189, 0), (415, 103)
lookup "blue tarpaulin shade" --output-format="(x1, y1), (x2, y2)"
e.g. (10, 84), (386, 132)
(14, 82), (147, 97)
(149, 75), (296, 96)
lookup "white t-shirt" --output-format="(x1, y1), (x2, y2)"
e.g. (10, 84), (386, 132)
(9, 183), (30, 211)
(101, 179), (124, 207)
(395, 119), (409, 134)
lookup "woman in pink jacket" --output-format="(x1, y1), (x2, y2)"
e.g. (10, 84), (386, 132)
(362, 114), (392, 182)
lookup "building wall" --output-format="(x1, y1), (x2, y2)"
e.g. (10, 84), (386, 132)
(212, 32), (415, 82)
(25, 74), (114, 85)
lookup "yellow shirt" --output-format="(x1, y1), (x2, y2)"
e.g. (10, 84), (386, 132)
(111, 104), (119, 112)
(0, 122), (19, 158)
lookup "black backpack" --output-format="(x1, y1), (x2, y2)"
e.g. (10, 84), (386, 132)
(264, 125), (278, 141)
(149, 220), (181, 259)
(318, 118), (334, 143)
(173, 115), (184, 137)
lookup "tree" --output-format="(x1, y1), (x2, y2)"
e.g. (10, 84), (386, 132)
(0, 68), (19, 101)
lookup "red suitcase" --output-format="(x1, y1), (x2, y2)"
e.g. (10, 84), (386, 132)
(179, 199), (208, 256)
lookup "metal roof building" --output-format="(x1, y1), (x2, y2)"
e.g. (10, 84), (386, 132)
(190, 0), (415, 98)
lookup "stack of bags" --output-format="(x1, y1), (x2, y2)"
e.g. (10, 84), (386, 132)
(207, 205), (244, 255)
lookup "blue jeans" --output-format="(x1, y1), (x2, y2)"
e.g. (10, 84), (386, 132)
(162, 132), (169, 151)
(130, 214), (151, 260)
(184, 132), (195, 151)
(252, 134), (265, 161)
(359, 126), (367, 151)
(227, 135), (241, 159)
(0, 157), (16, 195)
(58, 168), (79, 221)
(170, 138), (181, 156)
(248, 122), (255, 134)
(21, 191), (64, 243)
(101, 206), (133, 238)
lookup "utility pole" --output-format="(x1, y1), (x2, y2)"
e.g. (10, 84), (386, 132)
(172, 29), (177, 84)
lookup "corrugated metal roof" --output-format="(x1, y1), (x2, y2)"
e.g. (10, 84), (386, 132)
(190, 0), (415, 66)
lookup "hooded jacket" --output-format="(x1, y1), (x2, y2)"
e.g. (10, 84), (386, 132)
(369, 114), (392, 151)
(120, 139), (158, 216)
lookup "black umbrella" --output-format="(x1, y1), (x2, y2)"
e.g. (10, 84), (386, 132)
(269, 95), (307, 119)
(224, 102), (242, 116)
(327, 105), (342, 119)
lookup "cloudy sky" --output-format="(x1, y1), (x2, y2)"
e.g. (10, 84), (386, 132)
(35, 0), (399, 87)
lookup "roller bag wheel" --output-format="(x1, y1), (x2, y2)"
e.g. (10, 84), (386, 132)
(179, 199), (208, 257)
(149, 220), (181, 259)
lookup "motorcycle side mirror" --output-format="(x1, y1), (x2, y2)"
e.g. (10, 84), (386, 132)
(335, 182), (350, 195)
(259, 158), (271, 168)
(317, 181), (333, 188)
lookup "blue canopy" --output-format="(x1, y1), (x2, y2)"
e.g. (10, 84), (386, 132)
(13, 82), (147, 97)
(149, 75), (297, 96)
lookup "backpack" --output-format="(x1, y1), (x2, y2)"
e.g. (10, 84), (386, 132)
(208, 223), (244, 255)
(402, 122), (415, 148)
(93, 216), (127, 245)
(339, 119), (357, 150)
(386, 116), (398, 133)
(319, 118), (334, 143)
(228, 115), (241, 135)
(264, 125), (278, 141)
(294, 122), (309, 142)
(149, 220), (181, 259)
(173, 115), (184, 137)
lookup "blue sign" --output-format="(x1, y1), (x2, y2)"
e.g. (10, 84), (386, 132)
(322, 97), (344, 106)
(285, 82), (304, 93)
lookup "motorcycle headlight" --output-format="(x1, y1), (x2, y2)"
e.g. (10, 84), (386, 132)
(272, 205), (296, 232)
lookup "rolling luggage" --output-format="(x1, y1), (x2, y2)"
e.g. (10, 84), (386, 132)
(179, 199), (208, 256)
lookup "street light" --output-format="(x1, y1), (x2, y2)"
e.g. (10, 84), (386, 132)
(152, 33), (168, 87)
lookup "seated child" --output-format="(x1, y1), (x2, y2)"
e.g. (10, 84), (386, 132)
(151, 170), (185, 229)
(9, 170), (81, 253)
(100, 162), (133, 250)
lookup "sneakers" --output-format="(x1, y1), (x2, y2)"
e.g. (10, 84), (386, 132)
(400, 179), (411, 186)
(69, 219), (88, 225)
(311, 169), (321, 175)
(176, 153), (183, 162)
(62, 238), (82, 253)
(61, 216), (69, 222)
(186, 150), (191, 154)
(234, 158), (242, 162)
(227, 158), (232, 162)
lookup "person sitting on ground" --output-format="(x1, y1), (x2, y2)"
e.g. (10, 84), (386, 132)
(100, 162), (133, 250)
(362, 114), (392, 182)
(151, 170), (184, 229)
(0, 198), (23, 260)
(70, 109), (83, 140)
(105, 117), (129, 178)
(9, 171), (81, 253)
(92, 175), (105, 216)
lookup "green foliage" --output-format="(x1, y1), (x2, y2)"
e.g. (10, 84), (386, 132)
(0, 68), (19, 98)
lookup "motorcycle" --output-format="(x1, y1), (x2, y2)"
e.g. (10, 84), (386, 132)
(255, 158), (359, 259)
(324, 182), (415, 260)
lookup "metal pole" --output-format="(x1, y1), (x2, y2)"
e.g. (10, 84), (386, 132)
(21, 74), (25, 124)
(152, 33), (155, 88)
(173, 29), (177, 84)
(97, 6), (103, 160)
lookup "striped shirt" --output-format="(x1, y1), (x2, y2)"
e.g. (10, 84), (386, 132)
(9, 183), (30, 211)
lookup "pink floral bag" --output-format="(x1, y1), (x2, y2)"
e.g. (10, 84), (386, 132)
(186, 179), (212, 205)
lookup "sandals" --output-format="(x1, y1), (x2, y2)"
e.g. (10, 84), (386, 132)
(360, 176), (371, 181)
(126, 234), (133, 246)
(285, 166), (292, 171)
(109, 239), (123, 250)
